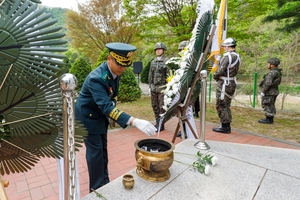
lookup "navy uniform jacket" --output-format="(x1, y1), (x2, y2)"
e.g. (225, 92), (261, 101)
(75, 62), (131, 134)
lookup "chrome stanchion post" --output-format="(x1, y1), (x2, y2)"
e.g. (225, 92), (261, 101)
(195, 70), (210, 150)
(60, 73), (78, 200)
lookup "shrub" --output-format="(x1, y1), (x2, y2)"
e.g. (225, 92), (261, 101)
(69, 57), (92, 92)
(118, 67), (142, 102)
(140, 60), (151, 83)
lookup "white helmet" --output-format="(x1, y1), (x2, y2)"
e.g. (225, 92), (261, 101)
(222, 38), (237, 47)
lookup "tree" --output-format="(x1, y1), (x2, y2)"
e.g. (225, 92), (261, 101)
(65, 0), (139, 63)
(93, 48), (109, 69)
(263, 0), (300, 32)
(123, 0), (198, 53)
(221, 0), (277, 40)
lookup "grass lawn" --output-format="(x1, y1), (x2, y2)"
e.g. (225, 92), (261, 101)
(117, 96), (300, 144)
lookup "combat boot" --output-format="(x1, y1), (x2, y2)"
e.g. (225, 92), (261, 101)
(212, 123), (231, 134)
(258, 116), (273, 124)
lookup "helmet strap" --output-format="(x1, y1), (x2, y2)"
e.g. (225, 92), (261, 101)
(224, 46), (229, 52)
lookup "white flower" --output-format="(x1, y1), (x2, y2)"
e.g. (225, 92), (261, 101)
(180, 61), (187, 69)
(211, 156), (218, 166)
(173, 75), (181, 82)
(172, 87), (179, 94)
(177, 69), (184, 77)
(169, 78), (176, 86)
(165, 85), (170, 92)
(172, 83), (178, 89)
(166, 98), (172, 105)
(167, 90), (173, 97)
(204, 165), (210, 175)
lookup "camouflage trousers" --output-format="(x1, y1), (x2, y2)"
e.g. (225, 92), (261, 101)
(150, 91), (165, 119)
(215, 82), (236, 124)
(261, 95), (277, 117)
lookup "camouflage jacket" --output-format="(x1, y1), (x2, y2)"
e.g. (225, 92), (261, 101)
(213, 50), (240, 81)
(259, 67), (282, 96)
(148, 55), (169, 93)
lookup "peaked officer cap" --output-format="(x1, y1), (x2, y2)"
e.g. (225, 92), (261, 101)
(106, 42), (137, 67)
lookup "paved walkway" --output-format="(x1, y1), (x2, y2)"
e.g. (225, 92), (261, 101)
(2, 83), (300, 199)
(2, 116), (300, 200)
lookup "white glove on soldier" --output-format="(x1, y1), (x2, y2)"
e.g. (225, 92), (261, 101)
(261, 92), (265, 97)
(132, 118), (156, 136)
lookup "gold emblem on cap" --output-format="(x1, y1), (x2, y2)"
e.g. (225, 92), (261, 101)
(127, 51), (133, 57)
(110, 51), (133, 66)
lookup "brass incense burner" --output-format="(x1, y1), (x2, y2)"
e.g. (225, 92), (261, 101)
(134, 138), (175, 182)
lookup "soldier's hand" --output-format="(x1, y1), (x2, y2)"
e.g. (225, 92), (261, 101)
(261, 92), (265, 97)
(132, 118), (157, 136)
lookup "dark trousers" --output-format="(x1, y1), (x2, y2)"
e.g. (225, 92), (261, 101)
(215, 82), (236, 124)
(262, 95), (277, 117)
(151, 91), (165, 119)
(85, 133), (109, 192)
(194, 97), (200, 113)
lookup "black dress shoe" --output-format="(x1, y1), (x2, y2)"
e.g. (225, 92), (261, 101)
(212, 126), (231, 134)
(177, 131), (181, 137)
(193, 113), (199, 118)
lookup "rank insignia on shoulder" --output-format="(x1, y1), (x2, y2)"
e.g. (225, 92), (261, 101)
(100, 71), (109, 82)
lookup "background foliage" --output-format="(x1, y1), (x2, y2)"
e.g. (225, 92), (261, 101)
(68, 57), (92, 92)
(42, 0), (300, 106)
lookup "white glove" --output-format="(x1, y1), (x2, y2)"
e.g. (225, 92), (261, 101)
(148, 88), (151, 94)
(261, 92), (265, 97)
(132, 118), (156, 136)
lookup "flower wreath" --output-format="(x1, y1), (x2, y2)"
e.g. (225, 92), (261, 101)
(162, 0), (214, 112)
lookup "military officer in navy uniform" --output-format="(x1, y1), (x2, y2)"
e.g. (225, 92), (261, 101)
(75, 42), (156, 192)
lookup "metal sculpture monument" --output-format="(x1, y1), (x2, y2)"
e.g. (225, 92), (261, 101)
(0, 0), (86, 199)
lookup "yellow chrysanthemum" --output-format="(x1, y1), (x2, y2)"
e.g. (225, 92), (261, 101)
(167, 74), (175, 83)
(166, 70), (175, 83)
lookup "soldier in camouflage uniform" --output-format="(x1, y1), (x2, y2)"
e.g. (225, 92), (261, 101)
(212, 38), (241, 134)
(258, 58), (282, 124)
(148, 42), (169, 131)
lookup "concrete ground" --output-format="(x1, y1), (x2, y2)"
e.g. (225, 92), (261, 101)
(2, 82), (300, 200)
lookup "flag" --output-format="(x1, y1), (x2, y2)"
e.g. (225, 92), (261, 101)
(208, 0), (227, 73)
